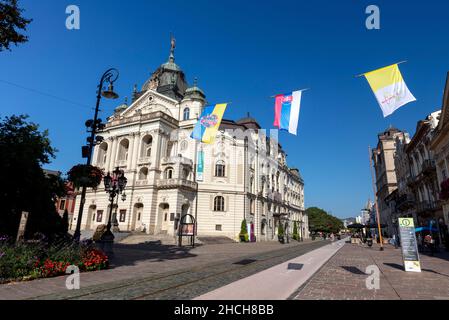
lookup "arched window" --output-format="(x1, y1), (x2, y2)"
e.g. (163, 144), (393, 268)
(166, 141), (174, 158)
(182, 168), (190, 180)
(214, 196), (225, 212)
(165, 167), (174, 179)
(139, 167), (148, 180)
(215, 160), (226, 177)
(118, 139), (129, 161)
(183, 108), (190, 120)
(141, 135), (153, 158)
(97, 142), (108, 165)
(261, 219), (267, 235)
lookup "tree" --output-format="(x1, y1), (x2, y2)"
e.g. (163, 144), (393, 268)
(277, 222), (284, 237)
(239, 219), (249, 242)
(61, 209), (69, 234)
(0, 0), (32, 51)
(292, 221), (299, 241)
(0, 115), (66, 238)
(306, 207), (343, 234)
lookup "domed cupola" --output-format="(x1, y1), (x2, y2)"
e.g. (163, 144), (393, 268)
(140, 36), (188, 102)
(114, 97), (128, 115)
(183, 77), (206, 102)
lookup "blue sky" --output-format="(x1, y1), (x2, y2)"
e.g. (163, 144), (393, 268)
(1, 0), (449, 218)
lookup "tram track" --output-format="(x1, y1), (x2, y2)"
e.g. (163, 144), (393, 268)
(33, 240), (328, 300)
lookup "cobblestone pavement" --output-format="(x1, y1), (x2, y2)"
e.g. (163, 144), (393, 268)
(0, 239), (327, 300)
(293, 242), (449, 300)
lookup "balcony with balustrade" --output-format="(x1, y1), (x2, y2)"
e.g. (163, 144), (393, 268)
(421, 159), (436, 175)
(161, 155), (193, 167)
(135, 179), (150, 186)
(156, 178), (197, 191)
(115, 159), (128, 168)
(138, 157), (151, 165)
(395, 193), (415, 212)
(416, 200), (439, 215)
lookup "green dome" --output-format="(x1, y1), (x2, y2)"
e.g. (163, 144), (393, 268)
(114, 98), (128, 114)
(184, 78), (206, 101)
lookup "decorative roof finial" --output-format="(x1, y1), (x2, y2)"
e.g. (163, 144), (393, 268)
(194, 77), (198, 87)
(124, 96), (128, 105)
(169, 33), (176, 63)
(133, 84), (137, 93)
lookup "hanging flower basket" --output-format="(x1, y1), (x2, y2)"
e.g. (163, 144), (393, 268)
(440, 178), (449, 201)
(68, 164), (104, 189)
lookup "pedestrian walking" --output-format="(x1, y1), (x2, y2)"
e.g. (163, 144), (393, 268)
(424, 233), (434, 256)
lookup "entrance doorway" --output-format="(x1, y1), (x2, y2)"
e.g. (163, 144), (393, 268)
(132, 203), (144, 231)
(159, 203), (170, 233)
(86, 205), (96, 230)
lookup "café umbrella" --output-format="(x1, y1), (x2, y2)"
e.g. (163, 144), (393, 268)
(365, 223), (387, 229)
(347, 223), (365, 229)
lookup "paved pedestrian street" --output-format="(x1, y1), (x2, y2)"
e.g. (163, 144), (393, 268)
(0, 239), (328, 300)
(293, 242), (449, 300)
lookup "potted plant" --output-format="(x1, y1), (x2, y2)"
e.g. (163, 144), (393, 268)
(278, 223), (285, 244)
(239, 219), (249, 242)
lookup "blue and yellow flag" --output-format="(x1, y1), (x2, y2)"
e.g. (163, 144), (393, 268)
(191, 103), (227, 144)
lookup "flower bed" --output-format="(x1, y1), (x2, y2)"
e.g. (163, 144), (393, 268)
(0, 235), (108, 284)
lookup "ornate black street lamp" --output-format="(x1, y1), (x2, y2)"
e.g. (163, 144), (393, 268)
(100, 167), (127, 254)
(73, 68), (119, 242)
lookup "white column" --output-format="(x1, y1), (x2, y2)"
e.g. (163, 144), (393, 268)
(91, 145), (98, 166)
(109, 137), (118, 172)
(131, 133), (140, 170)
(127, 135), (134, 170)
(105, 138), (113, 170)
(153, 132), (164, 168)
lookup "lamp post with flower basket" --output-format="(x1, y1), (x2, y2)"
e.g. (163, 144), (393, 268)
(100, 167), (127, 255)
(73, 68), (119, 242)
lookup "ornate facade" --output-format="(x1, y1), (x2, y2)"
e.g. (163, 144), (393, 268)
(71, 41), (307, 242)
(429, 72), (449, 232)
(372, 127), (408, 236)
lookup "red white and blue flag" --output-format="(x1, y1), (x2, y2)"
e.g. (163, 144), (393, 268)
(273, 90), (302, 135)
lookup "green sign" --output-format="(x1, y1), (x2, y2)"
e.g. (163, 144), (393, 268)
(197, 151), (204, 181)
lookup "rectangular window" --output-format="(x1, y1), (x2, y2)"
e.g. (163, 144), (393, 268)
(96, 210), (103, 223)
(119, 210), (126, 222)
(59, 199), (66, 211)
(170, 212), (175, 221)
(215, 225), (222, 231)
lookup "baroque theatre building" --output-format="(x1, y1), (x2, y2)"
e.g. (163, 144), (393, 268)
(72, 41), (307, 242)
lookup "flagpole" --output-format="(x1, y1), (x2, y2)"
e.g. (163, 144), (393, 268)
(355, 60), (408, 78)
(270, 88), (310, 98)
(193, 139), (199, 247)
(368, 146), (384, 251)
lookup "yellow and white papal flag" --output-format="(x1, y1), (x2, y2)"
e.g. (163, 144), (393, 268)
(364, 63), (416, 117)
